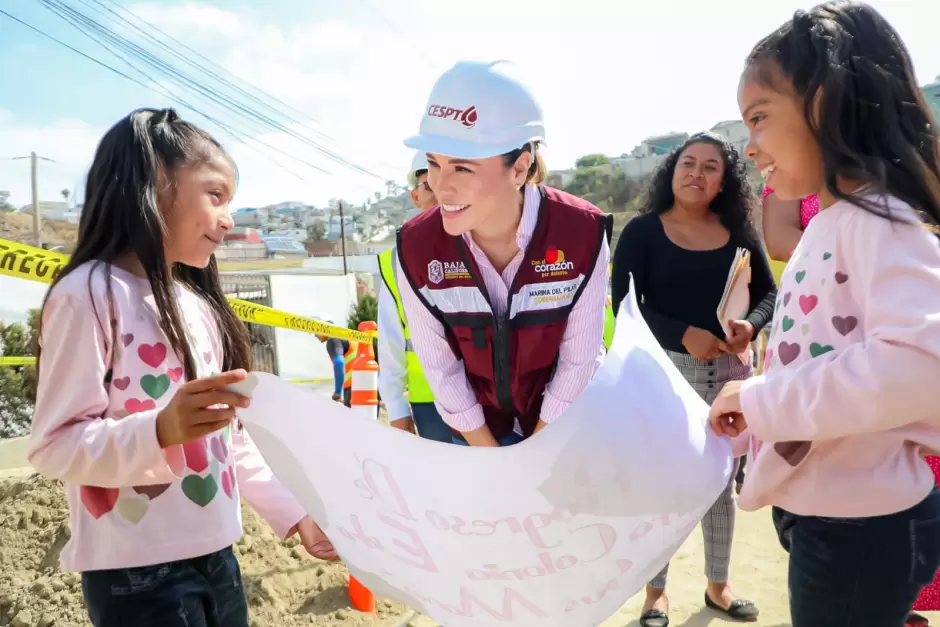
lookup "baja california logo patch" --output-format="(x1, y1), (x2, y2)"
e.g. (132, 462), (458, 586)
(428, 260), (444, 285)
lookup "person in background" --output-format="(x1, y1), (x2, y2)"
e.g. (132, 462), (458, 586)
(27, 108), (336, 627)
(376, 153), (452, 442)
(397, 60), (611, 448)
(612, 132), (774, 626)
(316, 327), (348, 403)
(711, 3), (940, 625)
(761, 187), (819, 262)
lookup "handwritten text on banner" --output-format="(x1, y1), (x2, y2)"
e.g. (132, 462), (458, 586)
(237, 287), (735, 626)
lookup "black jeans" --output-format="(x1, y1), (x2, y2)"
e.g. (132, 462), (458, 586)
(774, 488), (940, 627)
(82, 546), (249, 627)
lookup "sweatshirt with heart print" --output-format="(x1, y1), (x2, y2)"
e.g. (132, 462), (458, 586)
(27, 262), (306, 572)
(731, 193), (940, 517)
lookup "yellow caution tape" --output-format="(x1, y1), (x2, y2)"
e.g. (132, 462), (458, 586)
(0, 240), (69, 284)
(0, 238), (375, 343)
(0, 356), (36, 366)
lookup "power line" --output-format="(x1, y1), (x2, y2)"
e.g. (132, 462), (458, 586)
(35, 0), (374, 178)
(0, 6), (313, 182)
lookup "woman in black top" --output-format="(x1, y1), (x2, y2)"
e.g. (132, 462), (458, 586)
(612, 132), (774, 626)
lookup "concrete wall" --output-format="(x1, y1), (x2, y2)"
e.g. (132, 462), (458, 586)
(268, 273), (359, 382)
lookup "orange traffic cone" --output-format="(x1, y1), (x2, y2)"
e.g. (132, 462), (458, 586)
(348, 321), (378, 614)
(349, 321), (379, 422)
(348, 574), (376, 614)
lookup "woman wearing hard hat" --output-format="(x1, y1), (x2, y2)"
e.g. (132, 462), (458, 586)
(395, 60), (612, 447)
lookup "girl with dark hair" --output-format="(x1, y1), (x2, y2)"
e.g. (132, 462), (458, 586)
(27, 108), (336, 626)
(612, 132), (775, 625)
(710, 2), (940, 625)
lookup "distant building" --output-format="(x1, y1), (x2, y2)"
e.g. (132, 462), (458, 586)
(224, 227), (263, 244)
(232, 207), (269, 227)
(709, 120), (749, 157)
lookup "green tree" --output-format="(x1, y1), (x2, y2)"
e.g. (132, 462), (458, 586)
(564, 156), (644, 213)
(574, 154), (610, 169)
(347, 294), (378, 330)
(306, 220), (326, 242)
(0, 310), (39, 438)
(0, 190), (13, 212)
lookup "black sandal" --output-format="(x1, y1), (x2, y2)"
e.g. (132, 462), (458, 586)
(704, 593), (759, 621)
(639, 609), (669, 627)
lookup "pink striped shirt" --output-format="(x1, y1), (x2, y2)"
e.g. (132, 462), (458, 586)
(396, 184), (610, 432)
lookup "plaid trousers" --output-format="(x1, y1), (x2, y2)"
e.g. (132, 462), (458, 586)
(649, 350), (752, 588)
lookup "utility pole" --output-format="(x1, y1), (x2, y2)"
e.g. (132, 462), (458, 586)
(12, 152), (55, 249)
(338, 201), (348, 275)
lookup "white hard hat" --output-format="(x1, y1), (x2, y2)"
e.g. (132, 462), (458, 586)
(404, 60), (545, 160)
(407, 152), (429, 188)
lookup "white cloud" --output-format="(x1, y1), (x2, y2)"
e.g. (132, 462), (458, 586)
(7, 0), (940, 210)
(0, 110), (104, 208)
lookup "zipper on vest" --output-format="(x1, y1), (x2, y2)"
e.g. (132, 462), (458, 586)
(493, 317), (515, 414)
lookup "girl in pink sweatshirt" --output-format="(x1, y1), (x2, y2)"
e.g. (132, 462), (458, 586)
(710, 3), (940, 626)
(28, 108), (337, 627)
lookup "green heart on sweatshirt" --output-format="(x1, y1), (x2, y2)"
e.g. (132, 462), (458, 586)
(823, 252), (832, 260)
(782, 316), (794, 332)
(141, 374), (170, 400)
(795, 270), (806, 284)
(810, 343), (834, 357)
(182, 474), (218, 507)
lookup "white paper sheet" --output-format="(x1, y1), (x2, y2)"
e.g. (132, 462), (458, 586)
(236, 282), (734, 627)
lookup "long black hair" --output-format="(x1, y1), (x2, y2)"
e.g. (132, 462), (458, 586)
(641, 132), (761, 248)
(745, 1), (940, 229)
(37, 108), (250, 381)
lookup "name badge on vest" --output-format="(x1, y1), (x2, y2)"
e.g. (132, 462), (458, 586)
(510, 276), (584, 318)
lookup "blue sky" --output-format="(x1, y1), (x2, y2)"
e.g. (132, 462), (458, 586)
(2, 0), (939, 209)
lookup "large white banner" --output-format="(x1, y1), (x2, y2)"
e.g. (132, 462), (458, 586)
(236, 287), (734, 627)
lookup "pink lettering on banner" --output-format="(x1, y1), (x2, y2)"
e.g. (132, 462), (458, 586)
(337, 514), (383, 551)
(408, 585), (547, 621)
(629, 514), (673, 542)
(420, 508), (572, 545)
(377, 511), (439, 573)
(571, 522), (617, 563)
(356, 457), (416, 521)
(564, 557), (634, 612)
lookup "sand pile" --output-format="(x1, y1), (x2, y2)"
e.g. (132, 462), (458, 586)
(0, 474), (415, 627)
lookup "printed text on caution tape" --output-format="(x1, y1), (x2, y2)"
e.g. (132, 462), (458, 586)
(0, 238), (375, 343)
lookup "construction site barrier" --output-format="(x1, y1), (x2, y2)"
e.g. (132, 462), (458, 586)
(0, 237), (376, 343)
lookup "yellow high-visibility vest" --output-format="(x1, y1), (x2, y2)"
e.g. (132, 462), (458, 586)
(377, 248), (435, 403)
(343, 341), (357, 389)
(604, 295), (615, 350)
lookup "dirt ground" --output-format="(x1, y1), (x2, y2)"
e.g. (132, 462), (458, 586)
(0, 214), (79, 252)
(0, 474), (411, 627)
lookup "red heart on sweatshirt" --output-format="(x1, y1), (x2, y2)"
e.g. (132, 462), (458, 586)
(183, 438), (209, 473)
(112, 377), (131, 391)
(798, 295), (818, 315)
(167, 367), (183, 382)
(81, 486), (119, 519)
(777, 342), (801, 365)
(124, 398), (156, 413)
(121, 333), (134, 347)
(210, 436), (228, 463)
(138, 343), (167, 368)
(221, 466), (234, 499)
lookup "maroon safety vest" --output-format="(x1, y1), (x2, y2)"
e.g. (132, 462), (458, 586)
(397, 186), (611, 440)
